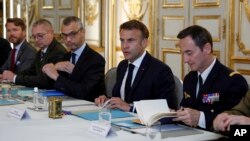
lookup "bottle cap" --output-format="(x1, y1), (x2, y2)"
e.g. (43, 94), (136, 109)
(34, 87), (38, 92)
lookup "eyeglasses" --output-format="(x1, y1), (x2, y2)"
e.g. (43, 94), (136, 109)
(60, 28), (82, 39)
(31, 33), (47, 40)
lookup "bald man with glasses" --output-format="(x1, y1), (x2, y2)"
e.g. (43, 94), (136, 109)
(2, 19), (67, 89)
(43, 16), (105, 102)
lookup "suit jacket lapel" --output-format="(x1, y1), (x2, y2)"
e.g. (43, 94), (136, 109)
(127, 53), (150, 102)
(16, 40), (27, 62)
(70, 44), (89, 78)
(197, 59), (220, 100)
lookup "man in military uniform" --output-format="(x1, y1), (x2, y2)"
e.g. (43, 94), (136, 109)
(213, 90), (250, 132)
(173, 25), (249, 131)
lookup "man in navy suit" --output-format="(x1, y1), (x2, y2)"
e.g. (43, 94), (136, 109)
(173, 25), (248, 131)
(0, 18), (37, 74)
(43, 16), (105, 102)
(95, 20), (176, 112)
(0, 37), (11, 67)
(2, 19), (67, 89)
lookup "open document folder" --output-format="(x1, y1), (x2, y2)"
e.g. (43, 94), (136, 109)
(134, 99), (176, 126)
(71, 109), (134, 120)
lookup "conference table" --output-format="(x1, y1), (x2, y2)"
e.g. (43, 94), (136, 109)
(0, 87), (225, 141)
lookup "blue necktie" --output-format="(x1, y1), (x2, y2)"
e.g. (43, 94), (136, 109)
(71, 53), (76, 65)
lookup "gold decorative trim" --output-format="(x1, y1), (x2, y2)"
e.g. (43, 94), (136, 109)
(122, 0), (148, 20)
(236, 69), (250, 75)
(58, 0), (72, 9)
(85, 0), (99, 25)
(163, 0), (184, 8)
(161, 48), (184, 79)
(42, 0), (54, 9)
(236, 0), (250, 55)
(162, 16), (185, 41)
(193, 15), (221, 42)
(242, 0), (250, 22)
(213, 50), (220, 60)
(231, 57), (250, 64)
(193, 0), (220, 8)
(228, 0), (235, 68)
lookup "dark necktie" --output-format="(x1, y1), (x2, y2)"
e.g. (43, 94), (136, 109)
(40, 52), (45, 62)
(125, 64), (135, 102)
(10, 49), (16, 72)
(71, 53), (76, 65)
(198, 75), (203, 95)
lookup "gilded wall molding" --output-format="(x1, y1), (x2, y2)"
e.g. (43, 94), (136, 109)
(122, 0), (148, 20)
(193, 0), (220, 8)
(161, 48), (184, 79)
(85, 0), (99, 25)
(236, 0), (250, 55)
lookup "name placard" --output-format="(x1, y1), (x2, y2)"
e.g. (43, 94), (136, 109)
(7, 107), (30, 120)
(88, 122), (111, 137)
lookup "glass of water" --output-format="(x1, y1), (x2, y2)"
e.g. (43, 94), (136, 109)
(146, 122), (162, 141)
(99, 107), (111, 125)
(1, 80), (12, 99)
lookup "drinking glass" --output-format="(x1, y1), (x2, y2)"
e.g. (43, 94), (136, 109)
(1, 80), (12, 99)
(146, 122), (162, 141)
(99, 107), (111, 125)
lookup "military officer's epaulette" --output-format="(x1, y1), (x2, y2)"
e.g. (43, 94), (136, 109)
(229, 71), (241, 77)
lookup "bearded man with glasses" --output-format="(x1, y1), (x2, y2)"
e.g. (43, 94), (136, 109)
(42, 16), (105, 102)
(2, 19), (67, 89)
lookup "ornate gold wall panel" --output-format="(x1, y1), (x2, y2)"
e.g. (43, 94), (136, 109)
(163, 0), (184, 8)
(194, 15), (221, 42)
(162, 16), (185, 41)
(193, 0), (220, 7)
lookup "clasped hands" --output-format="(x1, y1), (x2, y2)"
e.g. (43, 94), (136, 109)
(42, 61), (75, 80)
(0, 71), (15, 82)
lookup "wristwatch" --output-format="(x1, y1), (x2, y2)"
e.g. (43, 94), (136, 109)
(129, 103), (134, 112)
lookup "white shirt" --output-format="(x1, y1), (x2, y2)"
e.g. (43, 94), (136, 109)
(120, 51), (146, 100)
(197, 57), (216, 128)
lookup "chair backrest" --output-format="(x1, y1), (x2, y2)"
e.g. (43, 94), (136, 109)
(173, 75), (183, 109)
(105, 67), (117, 97)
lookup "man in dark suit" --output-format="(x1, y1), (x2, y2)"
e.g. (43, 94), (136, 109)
(2, 19), (67, 89)
(173, 25), (249, 131)
(0, 18), (37, 74)
(95, 20), (176, 112)
(0, 37), (11, 67)
(42, 16), (105, 102)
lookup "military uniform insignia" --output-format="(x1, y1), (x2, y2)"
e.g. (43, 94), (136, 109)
(202, 93), (220, 104)
(184, 92), (191, 99)
(229, 71), (240, 77)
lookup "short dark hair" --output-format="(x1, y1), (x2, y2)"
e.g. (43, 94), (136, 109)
(177, 25), (213, 52)
(5, 18), (26, 31)
(119, 20), (149, 39)
(62, 16), (83, 29)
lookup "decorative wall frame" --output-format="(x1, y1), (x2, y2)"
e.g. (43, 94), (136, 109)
(162, 16), (185, 40)
(83, 0), (102, 49)
(162, 48), (184, 79)
(236, 0), (250, 55)
(193, 0), (220, 8)
(42, 0), (54, 9)
(194, 15), (221, 42)
(163, 0), (184, 8)
(58, 0), (72, 9)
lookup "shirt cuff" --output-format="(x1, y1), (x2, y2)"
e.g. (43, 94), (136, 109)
(13, 75), (17, 83)
(198, 111), (206, 128)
